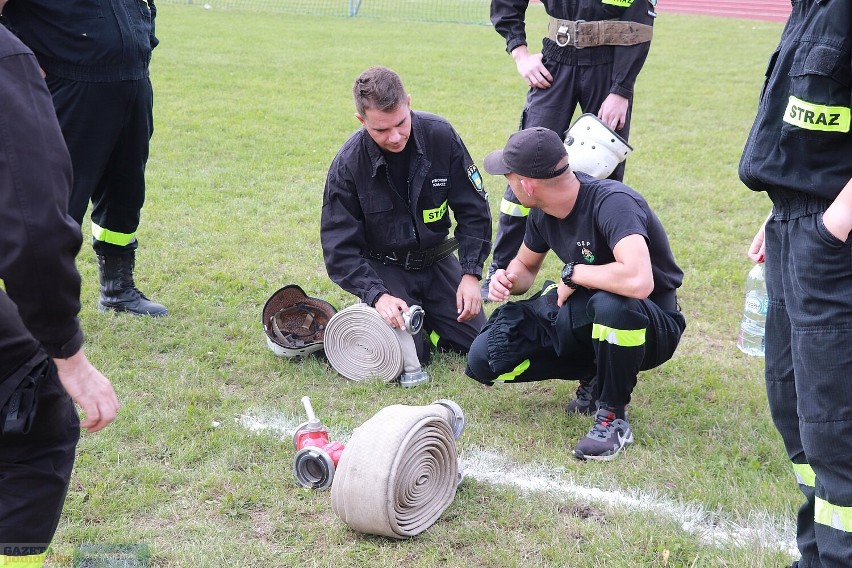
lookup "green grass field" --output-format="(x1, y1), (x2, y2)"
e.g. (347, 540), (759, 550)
(46, 5), (797, 567)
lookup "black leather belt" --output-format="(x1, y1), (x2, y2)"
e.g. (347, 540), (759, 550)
(367, 238), (459, 271)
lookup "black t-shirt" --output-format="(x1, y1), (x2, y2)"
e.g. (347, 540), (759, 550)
(382, 139), (413, 205)
(524, 172), (683, 295)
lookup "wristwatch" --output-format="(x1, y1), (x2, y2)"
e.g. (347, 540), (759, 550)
(561, 262), (578, 289)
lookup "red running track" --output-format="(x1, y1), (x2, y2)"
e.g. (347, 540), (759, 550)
(659, 0), (791, 23)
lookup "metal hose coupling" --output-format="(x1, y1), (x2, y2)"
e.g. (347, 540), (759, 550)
(402, 305), (425, 334)
(399, 305), (429, 388)
(292, 396), (345, 490)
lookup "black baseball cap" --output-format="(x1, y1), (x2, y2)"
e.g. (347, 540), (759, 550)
(483, 127), (569, 179)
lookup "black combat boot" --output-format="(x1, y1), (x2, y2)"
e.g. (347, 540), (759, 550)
(97, 253), (168, 316)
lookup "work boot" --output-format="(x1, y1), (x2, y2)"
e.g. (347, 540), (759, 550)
(565, 376), (599, 415)
(97, 253), (168, 316)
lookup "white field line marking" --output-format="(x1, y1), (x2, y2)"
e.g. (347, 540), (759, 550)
(235, 411), (797, 557)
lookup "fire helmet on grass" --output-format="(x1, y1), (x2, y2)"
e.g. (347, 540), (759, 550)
(262, 285), (337, 358)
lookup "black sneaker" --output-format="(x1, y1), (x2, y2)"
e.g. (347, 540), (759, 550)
(565, 377), (599, 415)
(573, 408), (633, 461)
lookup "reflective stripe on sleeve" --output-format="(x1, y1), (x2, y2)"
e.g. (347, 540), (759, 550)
(91, 223), (135, 247)
(591, 323), (645, 347)
(499, 198), (529, 218)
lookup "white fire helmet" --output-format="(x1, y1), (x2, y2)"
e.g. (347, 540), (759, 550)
(262, 285), (337, 358)
(563, 113), (633, 179)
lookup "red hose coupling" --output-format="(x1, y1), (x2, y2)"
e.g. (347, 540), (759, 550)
(292, 396), (345, 490)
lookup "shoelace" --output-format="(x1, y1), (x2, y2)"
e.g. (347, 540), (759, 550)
(576, 381), (596, 402)
(590, 411), (617, 439)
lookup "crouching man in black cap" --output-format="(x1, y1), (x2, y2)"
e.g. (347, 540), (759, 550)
(466, 126), (686, 461)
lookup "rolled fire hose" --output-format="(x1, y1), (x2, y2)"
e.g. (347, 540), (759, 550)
(324, 303), (427, 386)
(330, 400), (465, 538)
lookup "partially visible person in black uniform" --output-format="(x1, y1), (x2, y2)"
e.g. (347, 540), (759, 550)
(0, 25), (119, 567)
(468, 127), (684, 461)
(740, 2), (852, 566)
(484, 0), (657, 412)
(322, 66), (492, 364)
(2, 0), (167, 316)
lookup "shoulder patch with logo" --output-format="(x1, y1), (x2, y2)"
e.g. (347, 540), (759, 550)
(467, 164), (485, 194)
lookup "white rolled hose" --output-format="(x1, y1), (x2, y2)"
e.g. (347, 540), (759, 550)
(323, 303), (425, 384)
(330, 401), (465, 538)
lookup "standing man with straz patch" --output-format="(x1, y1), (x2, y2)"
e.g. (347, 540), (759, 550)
(322, 66), (492, 364)
(484, 0), (657, 413)
(740, 2), (852, 567)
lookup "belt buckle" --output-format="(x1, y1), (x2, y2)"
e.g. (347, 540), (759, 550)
(403, 252), (424, 271)
(382, 251), (398, 265)
(573, 20), (585, 49)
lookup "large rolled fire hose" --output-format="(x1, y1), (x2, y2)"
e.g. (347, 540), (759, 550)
(330, 400), (465, 538)
(323, 303), (428, 387)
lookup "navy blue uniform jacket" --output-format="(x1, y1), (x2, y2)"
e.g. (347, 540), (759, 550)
(322, 111), (492, 308)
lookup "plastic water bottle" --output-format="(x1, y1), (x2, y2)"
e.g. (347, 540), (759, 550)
(737, 263), (767, 357)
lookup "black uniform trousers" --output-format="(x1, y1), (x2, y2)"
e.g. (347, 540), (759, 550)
(369, 255), (487, 366)
(764, 197), (852, 568)
(46, 76), (153, 256)
(0, 357), (80, 557)
(466, 286), (684, 409)
(490, 60), (632, 272)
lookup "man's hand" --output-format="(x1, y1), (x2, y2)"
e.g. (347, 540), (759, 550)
(748, 211), (774, 263)
(556, 280), (578, 307)
(512, 46), (552, 89)
(456, 274), (482, 322)
(53, 350), (119, 433)
(747, 223), (766, 263)
(488, 269), (518, 302)
(823, 192), (852, 243)
(597, 93), (629, 131)
(374, 293), (410, 330)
